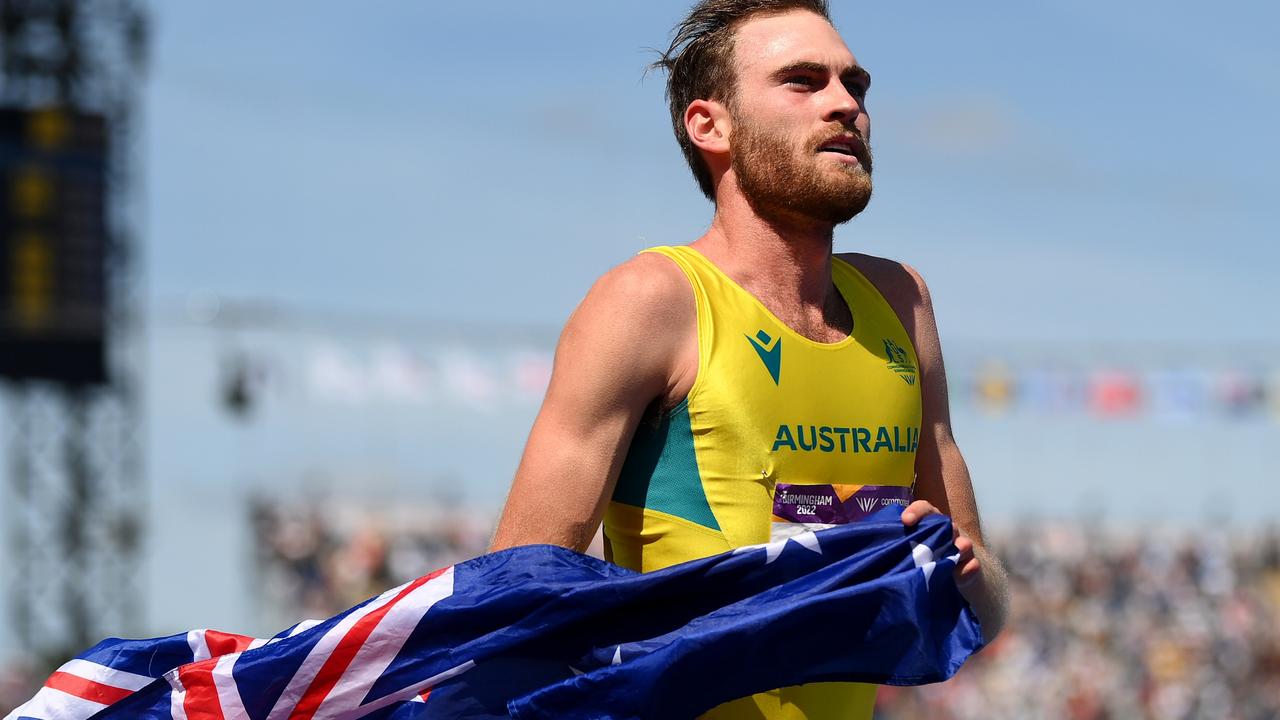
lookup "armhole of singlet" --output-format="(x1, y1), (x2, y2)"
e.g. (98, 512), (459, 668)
(834, 255), (924, 497)
(638, 246), (712, 407)
(832, 254), (919, 360)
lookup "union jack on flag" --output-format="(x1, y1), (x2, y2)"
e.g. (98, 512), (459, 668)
(5, 507), (983, 720)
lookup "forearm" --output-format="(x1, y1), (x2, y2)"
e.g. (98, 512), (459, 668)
(490, 449), (613, 553)
(962, 541), (1009, 645)
(489, 408), (634, 553)
(490, 502), (601, 553)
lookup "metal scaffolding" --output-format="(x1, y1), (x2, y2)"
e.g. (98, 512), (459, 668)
(1, 0), (146, 668)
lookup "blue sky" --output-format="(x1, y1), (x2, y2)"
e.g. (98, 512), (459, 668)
(147, 1), (1279, 342)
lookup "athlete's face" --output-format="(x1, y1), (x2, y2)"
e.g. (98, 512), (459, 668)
(727, 11), (873, 225)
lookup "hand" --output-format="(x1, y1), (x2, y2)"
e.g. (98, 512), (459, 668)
(900, 500), (982, 590)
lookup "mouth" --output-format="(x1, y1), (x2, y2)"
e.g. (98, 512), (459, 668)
(816, 135), (869, 169)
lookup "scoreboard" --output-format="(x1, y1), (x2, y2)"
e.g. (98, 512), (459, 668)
(0, 107), (109, 385)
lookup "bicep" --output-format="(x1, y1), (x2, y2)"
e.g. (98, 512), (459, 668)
(490, 259), (689, 552)
(492, 333), (657, 551)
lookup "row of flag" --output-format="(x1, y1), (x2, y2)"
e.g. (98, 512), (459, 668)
(218, 343), (1280, 423)
(966, 364), (1278, 421)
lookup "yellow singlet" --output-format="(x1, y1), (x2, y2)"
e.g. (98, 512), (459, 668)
(603, 245), (922, 720)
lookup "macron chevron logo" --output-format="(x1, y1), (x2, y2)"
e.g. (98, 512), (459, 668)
(745, 330), (781, 385)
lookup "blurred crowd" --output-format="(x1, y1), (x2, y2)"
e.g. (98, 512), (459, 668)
(878, 520), (1280, 720)
(248, 496), (492, 625)
(250, 503), (1280, 720)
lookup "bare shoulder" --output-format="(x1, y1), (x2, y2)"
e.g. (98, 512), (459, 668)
(837, 252), (952, 398)
(835, 252), (934, 326)
(578, 250), (693, 327)
(556, 249), (697, 403)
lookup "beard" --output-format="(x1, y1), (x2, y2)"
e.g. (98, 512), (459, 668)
(730, 117), (873, 226)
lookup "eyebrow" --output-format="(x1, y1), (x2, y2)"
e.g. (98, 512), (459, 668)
(770, 61), (872, 90)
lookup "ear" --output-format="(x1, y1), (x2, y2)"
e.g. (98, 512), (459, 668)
(685, 98), (732, 157)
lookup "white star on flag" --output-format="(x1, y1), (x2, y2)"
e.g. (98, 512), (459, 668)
(732, 530), (823, 565)
(570, 644), (623, 676)
(910, 541), (960, 589)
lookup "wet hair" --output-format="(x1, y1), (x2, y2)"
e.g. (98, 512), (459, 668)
(652, 0), (832, 200)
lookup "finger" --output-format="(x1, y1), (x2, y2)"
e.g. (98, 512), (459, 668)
(951, 533), (976, 577)
(900, 500), (939, 526)
(955, 556), (982, 587)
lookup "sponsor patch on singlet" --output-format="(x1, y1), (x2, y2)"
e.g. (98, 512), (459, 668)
(770, 483), (913, 541)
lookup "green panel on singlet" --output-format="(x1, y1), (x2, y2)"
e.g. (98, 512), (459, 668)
(612, 399), (720, 532)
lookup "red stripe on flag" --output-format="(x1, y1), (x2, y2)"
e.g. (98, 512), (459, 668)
(176, 629), (251, 720)
(44, 671), (135, 705)
(289, 567), (450, 720)
(179, 658), (227, 720)
(205, 630), (255, 657)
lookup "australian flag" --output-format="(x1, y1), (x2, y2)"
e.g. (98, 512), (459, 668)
(5, 507), (983, 720)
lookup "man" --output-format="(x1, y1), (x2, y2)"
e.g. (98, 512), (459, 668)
(490, 1), (1009, 717)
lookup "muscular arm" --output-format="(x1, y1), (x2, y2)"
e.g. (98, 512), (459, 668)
(844, 254), (1010, 643)
(489, 254), (695, 553)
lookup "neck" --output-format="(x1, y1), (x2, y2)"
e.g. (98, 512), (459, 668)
(695, 183), (837, 310)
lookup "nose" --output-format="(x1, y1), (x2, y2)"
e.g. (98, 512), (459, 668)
(823, 81), (862, 125)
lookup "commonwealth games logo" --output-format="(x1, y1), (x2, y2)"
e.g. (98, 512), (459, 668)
(883, 338), (916, 385)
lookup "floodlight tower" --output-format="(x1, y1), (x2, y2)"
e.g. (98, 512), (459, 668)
(0, 0), (147, 668)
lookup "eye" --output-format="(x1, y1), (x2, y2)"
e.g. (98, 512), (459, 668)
(785, 75), (816, 88)
(844, 81), (868, 98)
